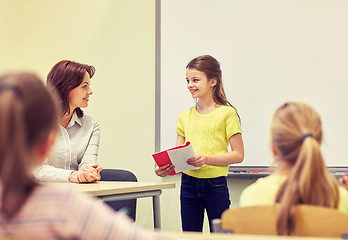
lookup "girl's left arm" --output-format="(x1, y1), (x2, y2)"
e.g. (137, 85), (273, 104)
(187, 133), (244, 167)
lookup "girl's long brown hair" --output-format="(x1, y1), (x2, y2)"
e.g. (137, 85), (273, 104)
(186, 55), (240, 121)
(272, 102), (339, 235)
(0, 73), (59, 219)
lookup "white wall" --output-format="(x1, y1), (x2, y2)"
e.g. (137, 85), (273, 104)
(160, 0), (348, 167)
(0, 0), (254, 232)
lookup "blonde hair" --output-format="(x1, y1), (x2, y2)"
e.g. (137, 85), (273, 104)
(272, 102), (339, 235)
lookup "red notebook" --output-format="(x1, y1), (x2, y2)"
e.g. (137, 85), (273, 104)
(152, 142), (198, 175)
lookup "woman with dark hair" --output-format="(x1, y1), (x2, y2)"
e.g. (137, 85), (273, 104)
(0, 72), (167, 240)
(34, 60), (102, 183)
(34, 60), (137, 220)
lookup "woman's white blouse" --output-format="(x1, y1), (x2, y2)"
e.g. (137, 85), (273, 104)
(33, 112), (100, 182)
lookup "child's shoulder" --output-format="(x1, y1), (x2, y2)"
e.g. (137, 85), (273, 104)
(218, 105), (237, 113)
(178, 106), (195, 117)
(32, 183), (102, 212)
(34, 183), (79, 199)
(216, 105), (238, 118)
(34, 183), (98, 203)
(240, 175), (286, 207)
(23, 183), (84, 217)
(242, 175), (286, 195)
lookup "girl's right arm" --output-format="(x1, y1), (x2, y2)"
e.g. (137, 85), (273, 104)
(154, 134), (184, 177)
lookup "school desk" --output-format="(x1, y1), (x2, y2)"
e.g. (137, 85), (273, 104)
(72, 181), (175, 229)
(162, 232), (341, 240)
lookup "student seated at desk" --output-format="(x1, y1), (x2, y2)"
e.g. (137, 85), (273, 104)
(239, 102), (348, 235)
(0, 73), (166, 240)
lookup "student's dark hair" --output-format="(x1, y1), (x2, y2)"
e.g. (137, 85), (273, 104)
(272, 102), (339, 235)
(47, 60), (95, 118)
(186, 55), (240, 121)
(0, 73), (59, 219)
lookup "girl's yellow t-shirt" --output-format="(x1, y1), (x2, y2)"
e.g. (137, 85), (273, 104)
(176, 105), (241, 178)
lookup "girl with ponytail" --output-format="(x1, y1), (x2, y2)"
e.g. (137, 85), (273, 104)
(0, 73), (168, 240)
(0, 73), (59, 219)
(240, 102), (348, 235)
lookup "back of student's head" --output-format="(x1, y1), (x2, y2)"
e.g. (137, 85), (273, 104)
(272, 102), (339, 235)
(47, 60), (95, 118)
(0, 73), (59, 218)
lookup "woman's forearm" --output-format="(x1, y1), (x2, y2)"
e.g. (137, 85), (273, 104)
(205, 151), (244, 166)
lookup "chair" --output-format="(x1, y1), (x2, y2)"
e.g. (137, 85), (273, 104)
(100, 169), (138, 221)
(219, 205), (348, 238)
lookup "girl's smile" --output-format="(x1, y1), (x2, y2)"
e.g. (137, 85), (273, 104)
(186, 68), (216, 99)
(189, 89), (198, 96)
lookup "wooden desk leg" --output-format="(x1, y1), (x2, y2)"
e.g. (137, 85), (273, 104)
(153, 191), (162, 229)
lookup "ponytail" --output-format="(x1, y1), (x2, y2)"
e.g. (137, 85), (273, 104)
(0, 73), (59, 219)
(0, 87), (37, 218)
(272, 102), (339, 235)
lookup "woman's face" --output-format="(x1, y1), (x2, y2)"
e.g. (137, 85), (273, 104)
(68, 72), (93, 111)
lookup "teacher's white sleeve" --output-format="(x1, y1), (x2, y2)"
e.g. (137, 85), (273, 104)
(33, 160), (74, 182)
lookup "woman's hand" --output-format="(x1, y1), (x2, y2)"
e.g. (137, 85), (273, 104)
(186, 154), (207, 167)
(69, 164), (103, 183)
(155, 164), (175, 177)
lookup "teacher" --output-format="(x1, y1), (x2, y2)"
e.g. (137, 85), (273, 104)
(34, 60), (138, 220)
(34, 60), (102, 183)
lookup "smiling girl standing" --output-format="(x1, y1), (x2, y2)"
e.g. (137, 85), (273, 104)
(156, 55), (244, 232)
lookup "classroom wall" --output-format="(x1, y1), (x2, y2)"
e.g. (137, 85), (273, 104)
(160, 0), (348, 168)
(0, 0), (253, 232)
(0, 0), (23, 71)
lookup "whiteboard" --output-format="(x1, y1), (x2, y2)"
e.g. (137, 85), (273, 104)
(157, 0), (348, 167)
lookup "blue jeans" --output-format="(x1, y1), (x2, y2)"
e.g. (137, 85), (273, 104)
(180, 173), (231, 232)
